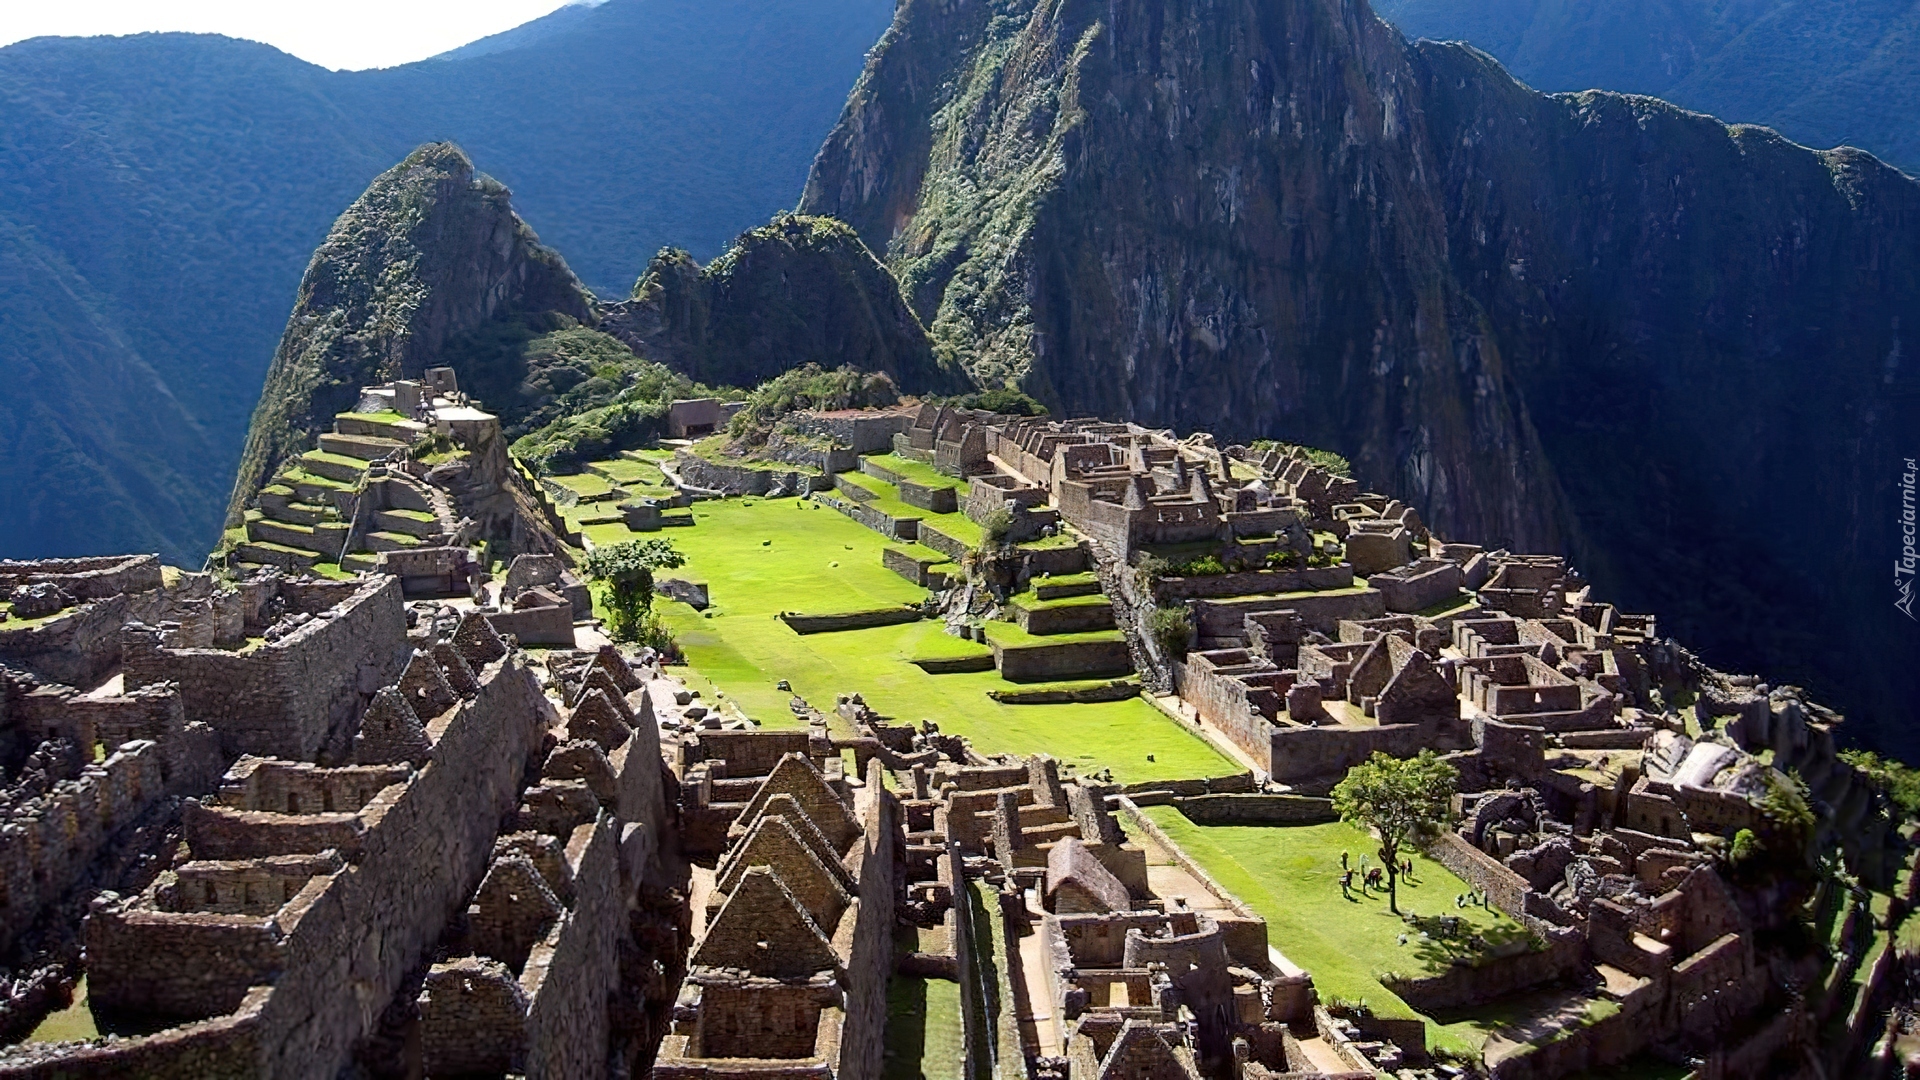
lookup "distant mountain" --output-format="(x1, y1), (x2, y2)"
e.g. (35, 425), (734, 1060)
(433, 2), (602, 61)
(800, 0), (1920, 741)
(0, 0), (893, 565)
(1371, 0), (1920, 174)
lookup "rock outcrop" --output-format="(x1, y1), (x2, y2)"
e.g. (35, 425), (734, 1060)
(799, 0), (1920, 737)
(599, 215), (964, 392)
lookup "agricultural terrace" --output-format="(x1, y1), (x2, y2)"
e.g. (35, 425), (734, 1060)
(612, 495), (1234, 787)
(1139, 809), (1542, 1055)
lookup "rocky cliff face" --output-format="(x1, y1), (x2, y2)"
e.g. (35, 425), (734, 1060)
(226, 142), (594, 524)
(598, 215), (962, 392)
(800, 0), (1920, 735)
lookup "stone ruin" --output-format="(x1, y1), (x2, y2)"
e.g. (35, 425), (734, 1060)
(0, 546), (691, 1079)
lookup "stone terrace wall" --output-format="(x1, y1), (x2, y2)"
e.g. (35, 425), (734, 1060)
(126, 577), (407, 761)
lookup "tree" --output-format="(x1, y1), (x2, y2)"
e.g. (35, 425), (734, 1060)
(1331, 751), (1459, 915)
(581, 539), (686, 643)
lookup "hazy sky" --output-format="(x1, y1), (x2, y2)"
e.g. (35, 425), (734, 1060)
(0, 0), (596, 71)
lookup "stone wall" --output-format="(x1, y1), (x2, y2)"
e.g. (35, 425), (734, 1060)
(819, 489), (919, 540)
(250, 654), (552, 1080)
(125, 577), (407, 762)
(0, 988), (270, 1079)
(1427, 833), (1532, 928)
(521, 818), (627, 1078)
(1266, 721), (1439, 786)
(1154, 566), (1353, 602)
(990, 638), (1133, 683)
(0, 738), (169, 957)
(1382, 934), (1584, 1014)
(1167, 794), (1336, 826)
(674, 452), (824, 497)
(0, 555), (163, 600)
(487, 603), (578, 647)
(779, 608), (925, 635)
(1189, 590), (1385, 638)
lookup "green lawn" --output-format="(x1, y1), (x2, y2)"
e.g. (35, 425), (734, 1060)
(1138, 809), (1531, 1054)
(634, 497), (1232, 785)
(884, 927), (965, 1080)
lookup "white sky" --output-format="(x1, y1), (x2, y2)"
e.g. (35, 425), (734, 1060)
(0, 1), (596, 71)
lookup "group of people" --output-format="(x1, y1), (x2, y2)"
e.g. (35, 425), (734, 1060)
(1336, 849), (1418, 899)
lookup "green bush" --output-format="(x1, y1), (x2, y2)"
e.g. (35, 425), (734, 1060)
(982, 508), (1014, 545)
(1840, 749), (1920, 819)
(1248, 439), (1353, 478)
(1171, 554), (1228, 577)
(1148, 606), (1194, 658)
(582, 539), (687, 643)
(727, 362), (900, 437)
(943, 387), (1048, 416)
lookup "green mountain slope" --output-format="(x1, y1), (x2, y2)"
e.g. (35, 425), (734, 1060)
(0, 0), (893, 564)
(798, 0), (1920, 739)
(1371, 0), (1920, 174)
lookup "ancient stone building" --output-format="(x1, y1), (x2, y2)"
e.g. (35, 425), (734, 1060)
(655, 748), (897, 1080)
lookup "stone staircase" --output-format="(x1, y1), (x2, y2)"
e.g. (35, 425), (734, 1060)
(235, 413), (460, 577)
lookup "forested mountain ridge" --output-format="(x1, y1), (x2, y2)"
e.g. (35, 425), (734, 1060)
(0, 0), (894, 565)
(798, 0), (1920, 741)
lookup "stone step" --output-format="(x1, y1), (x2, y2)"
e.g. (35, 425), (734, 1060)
(261, 498), (342, 527)
(363, 531), (425, 553)
(236, 542), (322, 574)
(318, 432), (408, 461)
(286, 474), (352, 506)
(299, 451), (368, 485)
(990, 635), (1134, 683)
(373, 508), (443, 539)
(1032, 577), (1103, 601)
(334, 414), (425, 443)
(365, 474), (435, 514)
(1012, 596), (1117, 635)
(340, 552), (381, 574)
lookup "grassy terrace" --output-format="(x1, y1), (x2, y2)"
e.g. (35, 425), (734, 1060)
(864, 453), (960, 491)
(547, 471), (617, 499)
(303, 448), (376, 468)
(634, 497), (1231, 786)
(691, 435), (822, 474)
(589, 457), (667, 485)
(838, 470), (986, 547)
(1139, 809), (1532, 1054)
